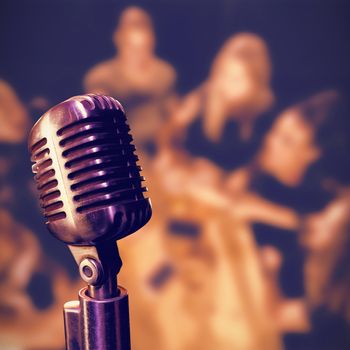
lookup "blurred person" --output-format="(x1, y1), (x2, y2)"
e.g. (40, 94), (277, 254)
(0, 209), (40, 314)
(84, 6), (177, 157)
(226, 89), (339, 281)
(259, 245), (311, 334)
(0, 81), (79, 349)
(265, 189), (350, 349)
(119, 217), (283, 350)
(0, 209), (82, 350)
(0, 80), (28, 206)
(300, 189), (350, 349)
(0, 80), (29, 144)
(160, 32), (274, 170)
(0, 80), (75, 271)
(0, 79), (31, 210)
(225, 90), (339, 348)
(253, 91), (338, 188)
(118, 152), (283, 350)
(226, 90), (339, 224)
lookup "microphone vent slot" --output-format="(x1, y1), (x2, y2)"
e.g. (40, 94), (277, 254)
(59, 109), (148, 214)
(30, 137), (66, 222)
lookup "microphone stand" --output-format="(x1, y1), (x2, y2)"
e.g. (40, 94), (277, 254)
(64, 242), (131, 350)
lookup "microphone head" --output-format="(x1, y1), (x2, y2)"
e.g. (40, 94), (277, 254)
(28, 94), (152, 246)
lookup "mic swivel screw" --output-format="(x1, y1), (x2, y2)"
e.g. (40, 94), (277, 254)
(79, 257), (104, 285)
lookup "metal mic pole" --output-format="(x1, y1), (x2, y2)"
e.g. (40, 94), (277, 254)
(64, 243), (130, 350)
(28, 94), (152, 350)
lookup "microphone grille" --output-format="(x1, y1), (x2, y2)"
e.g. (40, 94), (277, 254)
(29, 94), (152, 244)
(31, 137), (66, 222)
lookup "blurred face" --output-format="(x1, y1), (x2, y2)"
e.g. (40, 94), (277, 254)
(209, 33), (273, 121)
(118, 28), (154, 55)
(259, 110), (320, 186)
(219, 33), (271, 83)
(115, 7), (155, 58)
(214, 59), (254, 102)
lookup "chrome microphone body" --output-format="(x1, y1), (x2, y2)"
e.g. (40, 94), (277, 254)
(28, 94), (152, 350)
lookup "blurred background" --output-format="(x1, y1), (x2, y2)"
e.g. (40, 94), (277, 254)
(1, 0), (350, 349)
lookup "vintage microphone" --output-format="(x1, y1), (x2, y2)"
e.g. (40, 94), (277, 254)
(28, 94), (152, 350)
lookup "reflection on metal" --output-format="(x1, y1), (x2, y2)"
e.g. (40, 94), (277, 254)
(27, 94), (152, 349)
(28, 94), (151, 244)
(64, 287), (130, 350)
